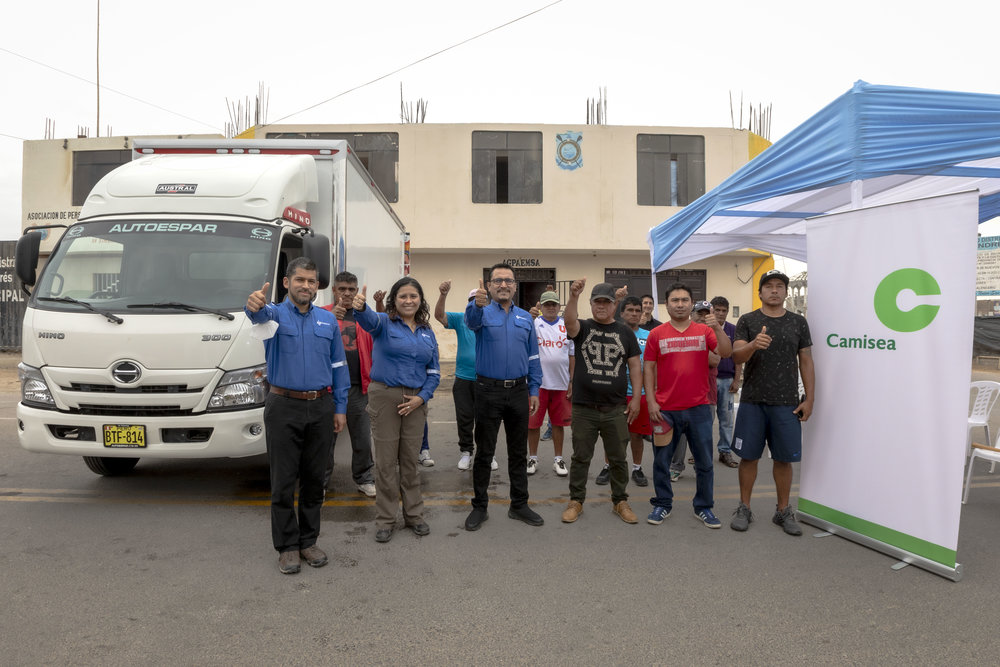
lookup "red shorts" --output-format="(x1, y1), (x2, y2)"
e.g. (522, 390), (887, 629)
(627, 395), (652, 436)
(529, 388), (572, 429)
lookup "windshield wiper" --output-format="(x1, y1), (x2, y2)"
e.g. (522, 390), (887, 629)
(38, 297), (124, 324)
(127, 302), (236, 321)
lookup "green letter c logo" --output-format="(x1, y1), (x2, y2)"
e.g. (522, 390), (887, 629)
(873, 268), (940, 333)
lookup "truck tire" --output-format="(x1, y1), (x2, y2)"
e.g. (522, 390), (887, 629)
(83, 456), (140, 476)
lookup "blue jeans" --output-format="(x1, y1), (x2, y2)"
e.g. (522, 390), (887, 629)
(715, 377), (735, 454)
(651, 404), (714, 512)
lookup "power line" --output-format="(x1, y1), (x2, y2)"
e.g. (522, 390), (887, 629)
(271, 0), (565, 124)
(0, 132), (27, 141)
(0, 46), (222, 132)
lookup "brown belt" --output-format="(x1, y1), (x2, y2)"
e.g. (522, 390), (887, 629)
(269, 385), (331, 401)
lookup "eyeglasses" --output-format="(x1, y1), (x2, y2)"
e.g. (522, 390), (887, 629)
(490, 278), (516, 286)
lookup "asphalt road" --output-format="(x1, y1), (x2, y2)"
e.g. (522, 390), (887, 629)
(2, 358), (1000, 664)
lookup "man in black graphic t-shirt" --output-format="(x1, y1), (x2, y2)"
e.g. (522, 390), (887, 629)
(561, 279), (642, 526)
(729, 270), (814, 536)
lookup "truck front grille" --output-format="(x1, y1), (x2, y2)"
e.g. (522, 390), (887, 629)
(69, 383), (196, 394)
(73, 405), (194, 417)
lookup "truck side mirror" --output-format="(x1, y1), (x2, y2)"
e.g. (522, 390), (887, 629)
(303, 233), (331, 290)
(15, 231), (42, 288)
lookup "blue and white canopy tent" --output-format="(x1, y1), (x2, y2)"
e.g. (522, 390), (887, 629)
(647, 80), (1000, 271)
(646, 80), (1000, 581)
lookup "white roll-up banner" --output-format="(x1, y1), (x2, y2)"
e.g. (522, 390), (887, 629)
(800, 191), (978, 580)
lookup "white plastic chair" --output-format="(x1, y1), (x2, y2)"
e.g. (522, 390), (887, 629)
(968, 381), (1000, 468)
(963, 438), (1000, 503)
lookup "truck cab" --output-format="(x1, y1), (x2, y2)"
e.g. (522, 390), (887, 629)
(15, 140), (405, 475)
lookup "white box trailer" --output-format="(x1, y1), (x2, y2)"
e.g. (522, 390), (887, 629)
(14, 139), (407, 475)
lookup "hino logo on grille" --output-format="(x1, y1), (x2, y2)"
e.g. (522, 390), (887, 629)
(112, 361), (142, 384)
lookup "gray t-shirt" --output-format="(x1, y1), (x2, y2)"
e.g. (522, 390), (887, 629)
(735, 309), (811, 405)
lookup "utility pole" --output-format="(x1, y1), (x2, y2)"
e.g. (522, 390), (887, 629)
(96, 0), (101, 137)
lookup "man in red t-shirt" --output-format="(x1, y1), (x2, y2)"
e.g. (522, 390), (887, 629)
(643, 283), (732, 529)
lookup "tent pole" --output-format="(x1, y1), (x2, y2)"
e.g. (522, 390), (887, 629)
(851, 179), (863, 209)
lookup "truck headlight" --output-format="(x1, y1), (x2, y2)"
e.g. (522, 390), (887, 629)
(208, 365), (267, 411)
(19, 363), (55, 407)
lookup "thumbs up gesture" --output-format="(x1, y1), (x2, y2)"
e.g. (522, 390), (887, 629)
(352, 284), (368, 311)
(753, 325), (772, 350)
(247, 282), (270, 312)
(475, 279), (489, 307)
(529, 301), (541, 318)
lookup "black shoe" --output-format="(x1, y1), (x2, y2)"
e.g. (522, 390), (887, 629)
(595, 466), (611, 485)
(508, 505), (544, 526)
(407, 522), (430, 537)
(375, 528), (394, 543)
(631, 467), (648, 487)
(465, 508), (489, 531)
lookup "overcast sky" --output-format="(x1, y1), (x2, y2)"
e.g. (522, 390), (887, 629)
(3, 0), (999, 243)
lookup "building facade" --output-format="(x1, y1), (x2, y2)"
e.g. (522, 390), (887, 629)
(21, 123), (773, 358)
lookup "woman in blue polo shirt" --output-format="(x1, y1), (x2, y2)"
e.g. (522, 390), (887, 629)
(353, 277), (440, 544)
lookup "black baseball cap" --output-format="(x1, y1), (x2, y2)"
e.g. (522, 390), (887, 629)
(758, 269), (789, 290)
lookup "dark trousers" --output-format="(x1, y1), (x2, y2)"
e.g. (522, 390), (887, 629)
(324, 384), (374, 487)
(568, 404), (630, 504)
(453, 377), (476, 453)
(651, 404), (715, 512)
(264, 392), (335, 553)
(472, 380), (529, 510)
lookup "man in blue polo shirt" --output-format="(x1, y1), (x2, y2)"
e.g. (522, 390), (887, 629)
(245, 257), (349, 575)
(464, 263), (544, 531)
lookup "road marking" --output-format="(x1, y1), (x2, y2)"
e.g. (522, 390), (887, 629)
(1, 479), (998, 507)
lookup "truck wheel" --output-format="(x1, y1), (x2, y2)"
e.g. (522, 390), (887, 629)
(83, 456), (140, 476)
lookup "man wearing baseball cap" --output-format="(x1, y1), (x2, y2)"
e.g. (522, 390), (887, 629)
(560, 279), (642, 525)
(729, 269), (814, 536)
(527, 291), (574, 476)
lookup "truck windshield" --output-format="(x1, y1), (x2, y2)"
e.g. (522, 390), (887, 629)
(32, 220), (278, 312)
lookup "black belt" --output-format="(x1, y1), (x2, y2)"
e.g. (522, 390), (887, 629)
(477, 375), (528, 388)
(269, 385), (331, 401)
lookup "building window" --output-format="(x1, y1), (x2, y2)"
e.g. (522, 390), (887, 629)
(266, 131), (399, 202)
(72, 150), (132, 206)
(605, 267), (707, 302)
(636, 134), (705, 206)
(472, 131), (542, 204)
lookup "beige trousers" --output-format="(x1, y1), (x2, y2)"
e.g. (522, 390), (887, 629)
(366, 382), (426, 527)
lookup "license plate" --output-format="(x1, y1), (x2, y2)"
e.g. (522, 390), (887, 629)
(103, 424), (147, 448)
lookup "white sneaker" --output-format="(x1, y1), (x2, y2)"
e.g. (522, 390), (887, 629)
(419, 450), (435, 467)
(357, 482), (376, 497)
(527, 458), (538, 475)
(491, 457), (499, 471)
(458, 452), (473, 470)
(553, 459), (568, 476)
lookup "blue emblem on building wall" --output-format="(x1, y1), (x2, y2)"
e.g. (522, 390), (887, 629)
(555, 132), (582, 170)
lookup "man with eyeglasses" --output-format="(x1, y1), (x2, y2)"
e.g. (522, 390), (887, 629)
(463, 263), (545, 531)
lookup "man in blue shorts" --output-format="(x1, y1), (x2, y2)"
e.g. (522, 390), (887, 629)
(729, 270), (815, 536)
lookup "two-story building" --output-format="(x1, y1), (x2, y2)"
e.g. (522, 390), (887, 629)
(21, 123), (773, 357)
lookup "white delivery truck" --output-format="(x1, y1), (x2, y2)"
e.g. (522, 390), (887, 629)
(14, 139), (407, 475)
